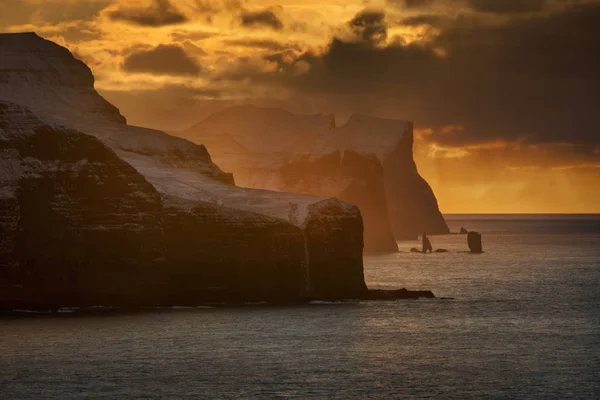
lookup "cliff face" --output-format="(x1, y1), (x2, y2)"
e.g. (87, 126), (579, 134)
(280, 150), (398, 252)
(0, 102), (164, 306)
(383, 129), (450, 239)
(0, 33), (366, 308)
(328, 114), (449, 239)
(178, 106), (449, 249)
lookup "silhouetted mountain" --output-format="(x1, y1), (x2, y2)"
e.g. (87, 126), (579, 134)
(0, 33), (367, 309)
(177, 105), (449, 250)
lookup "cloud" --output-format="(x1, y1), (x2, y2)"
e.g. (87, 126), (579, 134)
(8, 20), (104, 43)
(413, 137), (600, 213)
(194, 0), (244, 13)
(122, 44), (201, 76)
(240, 9), (284, 30)
(188, 0), (245, 24)
(265, 2), (600, 148)
(468, 0), (547, 14)
(109, 0), (188, 27)
(171, 30), (217, 42)
(397, 0), (437, 8)
(348, 10), (387, 44)
(222, 38), (297, 51)
(0, 0), (111, 27)
(400, 14), (450, 27)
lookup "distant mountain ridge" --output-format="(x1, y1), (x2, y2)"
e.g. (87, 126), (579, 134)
(177, 104), (449, 250)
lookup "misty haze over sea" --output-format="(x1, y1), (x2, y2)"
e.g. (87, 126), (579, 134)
(1, 214), (598, 399)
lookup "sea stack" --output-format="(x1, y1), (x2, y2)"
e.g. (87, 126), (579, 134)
(468, 231), (483, 253)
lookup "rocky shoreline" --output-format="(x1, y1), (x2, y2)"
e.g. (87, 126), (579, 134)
(0, 285), (435, 313)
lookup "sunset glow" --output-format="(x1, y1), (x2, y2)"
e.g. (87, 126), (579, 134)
(2, 0), (598, 213)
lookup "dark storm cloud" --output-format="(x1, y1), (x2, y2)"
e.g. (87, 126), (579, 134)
(348, 10), (387, 44)
(109, 0), (188, 27)
(393, 0), (549, 12)
(275, 3), (600, 148)
(240, 9), (284, 30)
(222, 38), (296, 51)
(468, 0), (547, 14)
(122, 45), (201, 76)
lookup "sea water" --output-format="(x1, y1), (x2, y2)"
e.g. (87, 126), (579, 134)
(1, 215), (599, 399)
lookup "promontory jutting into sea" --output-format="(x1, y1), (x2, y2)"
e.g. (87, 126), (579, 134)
(0, 22), (598, 400)
(0, 33), (443, 309)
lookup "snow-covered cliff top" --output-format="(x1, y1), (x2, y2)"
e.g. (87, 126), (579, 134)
(0, 32), (125, 125)
(322, 114), (412, 162)
(0, 33), (354, 227)
(0, 32), (91, 86)
(0, 33), (224, 174)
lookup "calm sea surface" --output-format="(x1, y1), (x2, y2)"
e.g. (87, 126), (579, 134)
(1, 215), (599, 399)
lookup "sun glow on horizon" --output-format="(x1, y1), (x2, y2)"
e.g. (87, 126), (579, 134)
(2, 0), (597, 214)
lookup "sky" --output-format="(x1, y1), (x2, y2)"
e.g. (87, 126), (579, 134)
(1, 0), (599, 213)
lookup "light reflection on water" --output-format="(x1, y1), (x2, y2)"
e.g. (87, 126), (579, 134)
(1, 216), (599, 399)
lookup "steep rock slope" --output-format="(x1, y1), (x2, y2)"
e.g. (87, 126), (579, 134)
(0, 33), (366, 308)
(331, 114), (449, 239)
(178, 106), (449, 246)
(280, 150), (398, 252)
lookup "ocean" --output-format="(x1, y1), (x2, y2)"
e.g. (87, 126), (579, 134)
(1, 215), (599, 399)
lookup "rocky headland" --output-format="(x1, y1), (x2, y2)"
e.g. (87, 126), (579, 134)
(176, 105), (449, 253)
(0, 33), (434, 311)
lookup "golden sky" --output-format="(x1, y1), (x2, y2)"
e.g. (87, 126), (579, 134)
(1, 0), (599, 213)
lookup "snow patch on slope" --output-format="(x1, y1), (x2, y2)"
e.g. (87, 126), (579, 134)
(0, 33), (360, 228)
(0, 32), (125, 125)
(120, 151), (345, 226)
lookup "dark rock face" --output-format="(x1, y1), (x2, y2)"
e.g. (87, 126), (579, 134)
(0, 101), (370, 309)
(383, 127), (449, 239)
(280, 150), (398, 253)
(460, 227), (469, 234)
(0, 103), (316, 308)
(0, 104), (162, 307)
(0, 33), (370, 309)
(159, 201), (309, 305)
(468, 231), (483, 254)
(303, 199), (366, 299)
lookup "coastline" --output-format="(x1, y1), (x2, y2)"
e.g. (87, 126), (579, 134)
(0, 288), (435, 314)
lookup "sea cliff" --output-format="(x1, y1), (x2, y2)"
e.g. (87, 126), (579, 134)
(178, 105), (450, 250)
(0, 33), (373, 309)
